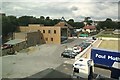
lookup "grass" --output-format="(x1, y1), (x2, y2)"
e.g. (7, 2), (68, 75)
(99, 40), (120, 51)
(96, 30), (120, 38)
(97, 34), (120, 38)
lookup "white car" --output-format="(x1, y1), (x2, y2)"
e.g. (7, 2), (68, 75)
(65, 47), (79, 55)
(73, 47), (81, 54)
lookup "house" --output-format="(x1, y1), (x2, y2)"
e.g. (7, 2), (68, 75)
(113, 29), (120, 34)
(82, 25), (96, 33)
(17, 21), (70, 44)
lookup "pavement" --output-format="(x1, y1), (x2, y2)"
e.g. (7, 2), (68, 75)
(2, 38), (85, 78)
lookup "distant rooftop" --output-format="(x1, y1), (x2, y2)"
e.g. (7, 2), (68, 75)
(83, 25), (96, 29)
(5, 39), (25, 45)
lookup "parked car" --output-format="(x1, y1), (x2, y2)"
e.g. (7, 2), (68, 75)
(92, 37), (96, 40)
(85, 39), (94, 43)
(73, 46), (82, 53)
(61, 50), (77, 58)
(76, 42), (90, 51)
(1, 44), (12, 50)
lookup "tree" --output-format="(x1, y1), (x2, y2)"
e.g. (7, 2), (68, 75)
(73, 22), (85, 29)
(106, 18), (112, 21)
(8, 16), (18, 32)
(96, 18), (118, 30)
(96, 21), (104, 30)
(67, 19), (74, 27)
(46, 16), (50, 20)
(104, 18), (115, 29)
(2, 15), (18, 36)
(68, 19), (74, 23)
(53, 19), (61, 25)
(39, 16), (45, 24)
(18, 16), (30, 26)
(84, 17), (93, 25)
(117, 22), (120, 29)
(40, 16), (45, 20)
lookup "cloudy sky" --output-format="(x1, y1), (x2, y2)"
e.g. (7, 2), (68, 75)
(1, 0), (119, 21)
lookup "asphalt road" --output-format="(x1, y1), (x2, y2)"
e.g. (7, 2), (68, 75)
(2, 38), (85, 78)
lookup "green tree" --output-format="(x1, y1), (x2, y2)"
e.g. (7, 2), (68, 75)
(104, 18), (117, 29)
(44, 16), (54, 26)
(39, 16), (45, 24)
(67, 19), (74, 27)
(96, 21), (104, 30)
(84, 17), (93, 25)
(73, 22), (84, 29)
(46, 16), (50, 20)
(40, 16), (45, 20)
(96, 18), (118, 30)
(2, 15), (18, 36)
(8, 16), (18, 31)
(18, 16), (30, 26)
(53, 19), (61, 25)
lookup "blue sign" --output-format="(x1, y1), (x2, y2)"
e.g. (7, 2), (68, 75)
(91, 48), (120, 79)
(91, 48), (120, 68)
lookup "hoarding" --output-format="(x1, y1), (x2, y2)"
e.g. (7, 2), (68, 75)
(91, 48), (120, 69)
(91, 48), (120, 79)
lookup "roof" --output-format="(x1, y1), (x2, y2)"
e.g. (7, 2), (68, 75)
(83, 25), (96, 29)
(5, 39), (26, 45)
(15, 31), (38, 34)
(113, 29), (120, 34)
(55, 21), (73, 29)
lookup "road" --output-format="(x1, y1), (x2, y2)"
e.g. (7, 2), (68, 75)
(2, 38), (85, 78)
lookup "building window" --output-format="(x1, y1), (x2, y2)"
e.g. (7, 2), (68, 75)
(54, 30), (56, 34)
(43, 30), (45, 33)
(41, 37), (42, 39)
(48, 30), (51, 33)
(46, 38), (48, 41)
(51, 38), (53, 41)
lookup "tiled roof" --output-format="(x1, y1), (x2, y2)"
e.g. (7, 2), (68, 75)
(83, 25), (96, 29)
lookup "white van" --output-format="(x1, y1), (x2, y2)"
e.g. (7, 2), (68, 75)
(73, 58), (94, 78)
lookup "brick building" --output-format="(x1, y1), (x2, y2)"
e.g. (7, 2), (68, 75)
(17, 21), (71, 44)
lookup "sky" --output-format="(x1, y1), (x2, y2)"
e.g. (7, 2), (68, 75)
(0, 0), (119, 22)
